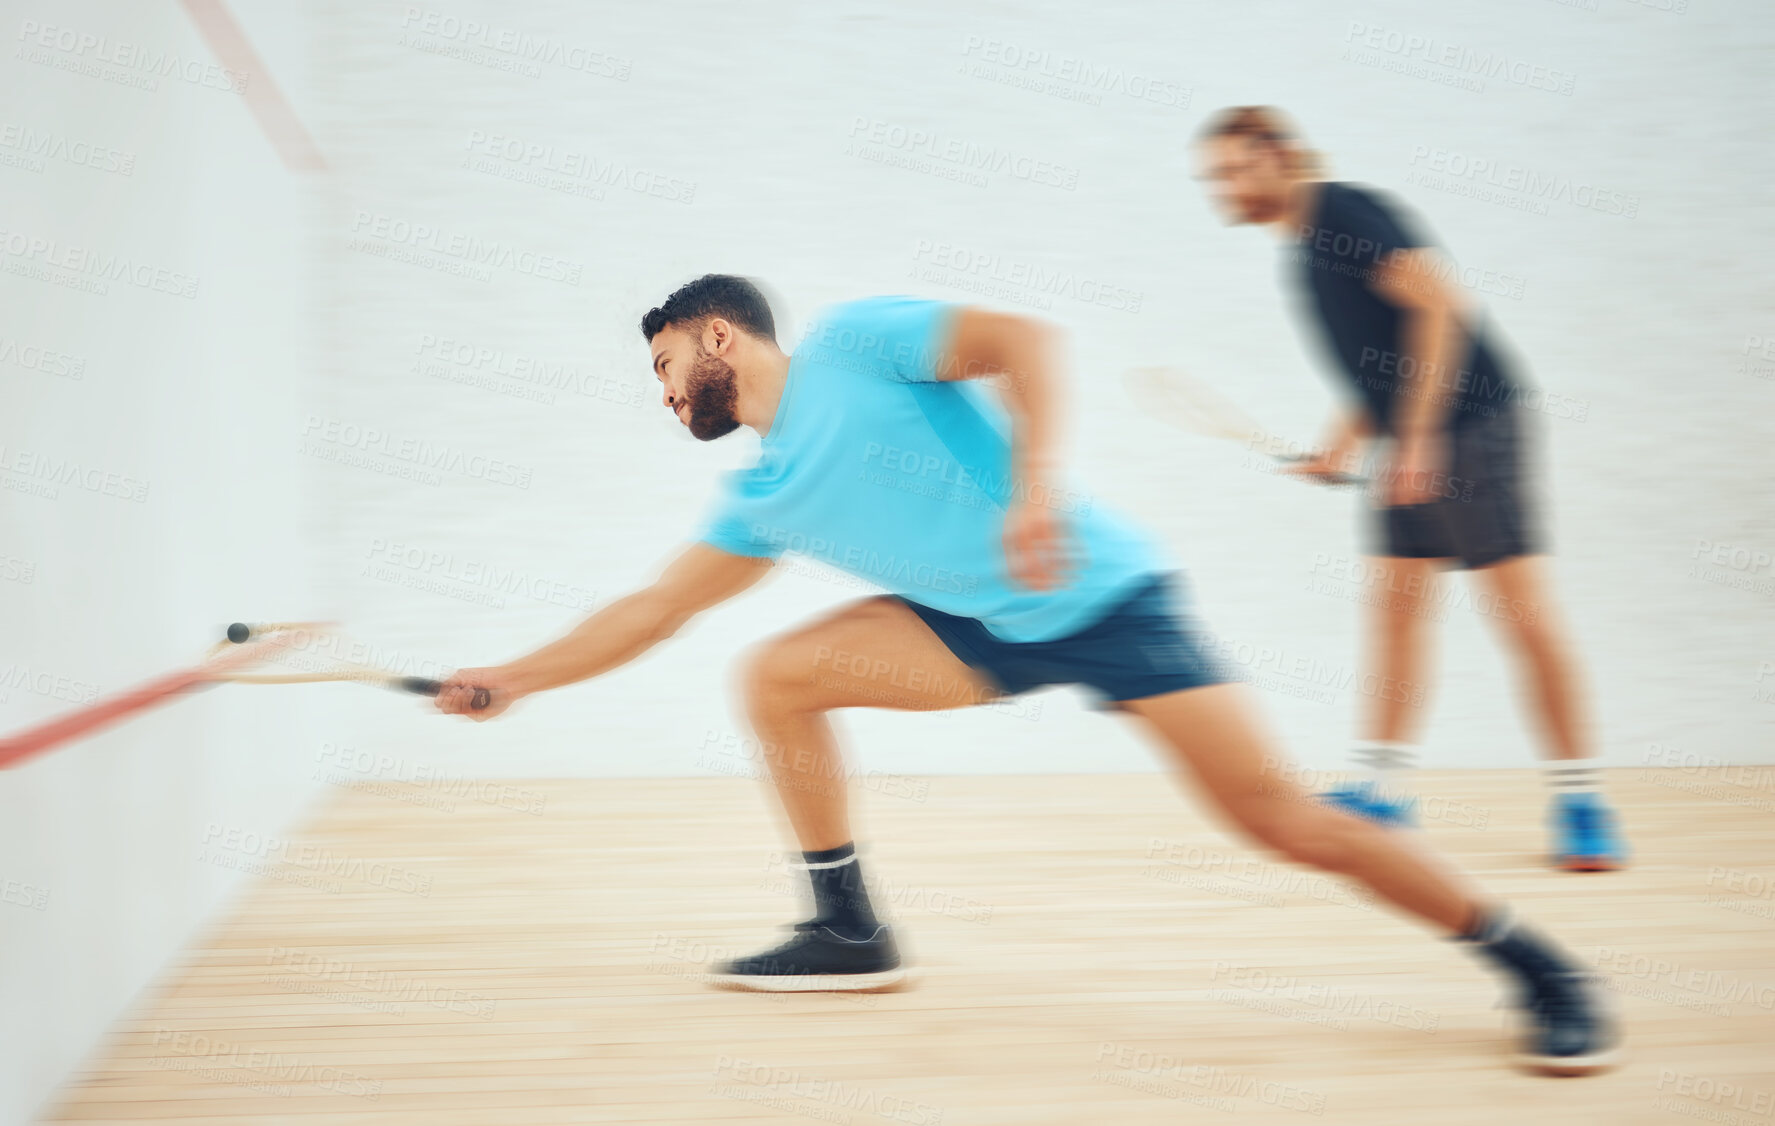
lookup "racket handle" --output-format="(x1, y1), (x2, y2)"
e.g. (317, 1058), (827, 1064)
(1274, 453), (1367, 487)
(400, 678), (491, 710)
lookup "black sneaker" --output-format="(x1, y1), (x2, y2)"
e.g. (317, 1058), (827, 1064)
(711, 921), (905, 993)
(1509, 970), (1621, 1076)
(1462, 911), (1621, 1076)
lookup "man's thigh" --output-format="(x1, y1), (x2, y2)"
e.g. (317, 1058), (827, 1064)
(754, 596), (1001, 712)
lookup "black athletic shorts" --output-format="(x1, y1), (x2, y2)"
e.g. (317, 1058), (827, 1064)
(889, 570), (1231, 711)
(1375, 404), (1542, 569)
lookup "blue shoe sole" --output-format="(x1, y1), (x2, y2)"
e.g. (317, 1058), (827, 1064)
(1320, 787), (1416, 827)
(1551, 798), (1629, 871)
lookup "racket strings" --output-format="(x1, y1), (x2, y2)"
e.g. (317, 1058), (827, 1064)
(1124, 366), (1368, 485)
(1124, 367), (1273, 447)
(203, 623), (393, 685)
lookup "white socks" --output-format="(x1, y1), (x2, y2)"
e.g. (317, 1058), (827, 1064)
(1354, 745), (1603, 802)
(1544, 758), (1602, 797)
(1354, 740), (1417, 802)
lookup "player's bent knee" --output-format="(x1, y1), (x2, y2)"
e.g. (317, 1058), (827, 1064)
(736, 638), (822, 711)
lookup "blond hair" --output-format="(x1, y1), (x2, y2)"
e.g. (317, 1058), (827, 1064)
(1196, 105), (1323, 178)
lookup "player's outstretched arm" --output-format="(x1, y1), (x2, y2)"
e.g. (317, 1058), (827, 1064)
(435, 542), (772, 720)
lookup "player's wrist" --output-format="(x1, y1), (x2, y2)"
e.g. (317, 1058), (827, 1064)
(1012, 449), (1061, 483)
(1011, 456), (1069, 514)
(493, 662), (544, 698)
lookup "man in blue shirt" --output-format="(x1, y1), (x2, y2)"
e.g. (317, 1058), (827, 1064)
(696, 293), (1173, 643)
(436, 274), (1615, 1075)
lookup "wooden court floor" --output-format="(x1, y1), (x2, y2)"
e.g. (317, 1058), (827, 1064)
(39, 768), (1775, 1125)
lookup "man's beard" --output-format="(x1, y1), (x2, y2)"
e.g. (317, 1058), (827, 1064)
(682, 347), (741, 441)
(1234, 190), (1285, 225)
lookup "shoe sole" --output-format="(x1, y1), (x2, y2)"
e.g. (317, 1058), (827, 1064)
(1355, 814), (1416, 830)
(1322, 801), (1416, 829)
(1512, 1044), (1622, 1077)
(709, 967), (908, 993)
(1557, 857), (1625, 872)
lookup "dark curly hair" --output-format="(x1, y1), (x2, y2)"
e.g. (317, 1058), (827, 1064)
(640, 274), (777, 344)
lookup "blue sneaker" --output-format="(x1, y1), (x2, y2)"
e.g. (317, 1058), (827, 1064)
(1321, 781), (1417, 827)
(1552, 793), (1627, 872)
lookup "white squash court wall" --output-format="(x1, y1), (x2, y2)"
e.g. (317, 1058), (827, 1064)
(0, 4), (323, 1122)
(3, 0), (1772, 1121)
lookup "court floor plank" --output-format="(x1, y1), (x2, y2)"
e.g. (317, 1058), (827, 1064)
(37, 768), (1775, 1125)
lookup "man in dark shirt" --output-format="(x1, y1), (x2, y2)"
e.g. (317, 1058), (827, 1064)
(1192, 106), (1625, 871)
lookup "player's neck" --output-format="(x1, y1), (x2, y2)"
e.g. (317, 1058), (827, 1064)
(1272, 178), (1322, 239)
(738, 348), (794, 437)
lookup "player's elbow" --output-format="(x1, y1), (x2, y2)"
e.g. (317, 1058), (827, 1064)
(619, 587), (695, 649)
(646, 603), (696, 646)
(993, 310), (1062, 365)
(955, 307), (1061, 384)
(1419, 281), (1467, 320)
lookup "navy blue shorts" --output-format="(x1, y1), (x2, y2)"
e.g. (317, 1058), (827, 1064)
(1375, 404), (1542, 569)
(889, 571), (1231, 710)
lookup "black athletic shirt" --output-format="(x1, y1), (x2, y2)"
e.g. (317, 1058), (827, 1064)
(1288, 182), (1517, 433)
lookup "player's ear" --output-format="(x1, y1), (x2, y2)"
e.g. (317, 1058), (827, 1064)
(705, 316), (731, 355)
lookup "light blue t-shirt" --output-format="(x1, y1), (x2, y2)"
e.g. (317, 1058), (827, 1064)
(696, 296), (1172, 642)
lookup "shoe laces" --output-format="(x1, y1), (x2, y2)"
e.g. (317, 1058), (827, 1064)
(1524, 970), (1591, 1028)
(759, 923), (827, 955)
(1564, 799), (1601, 839)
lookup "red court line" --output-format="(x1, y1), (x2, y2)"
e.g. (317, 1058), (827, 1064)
(0, 667), (216, 771)
(0, 639), (283, 770)
(179, 0), (328, 172)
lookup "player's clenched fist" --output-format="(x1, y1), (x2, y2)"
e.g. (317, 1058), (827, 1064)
(435, 666), (522, 721)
